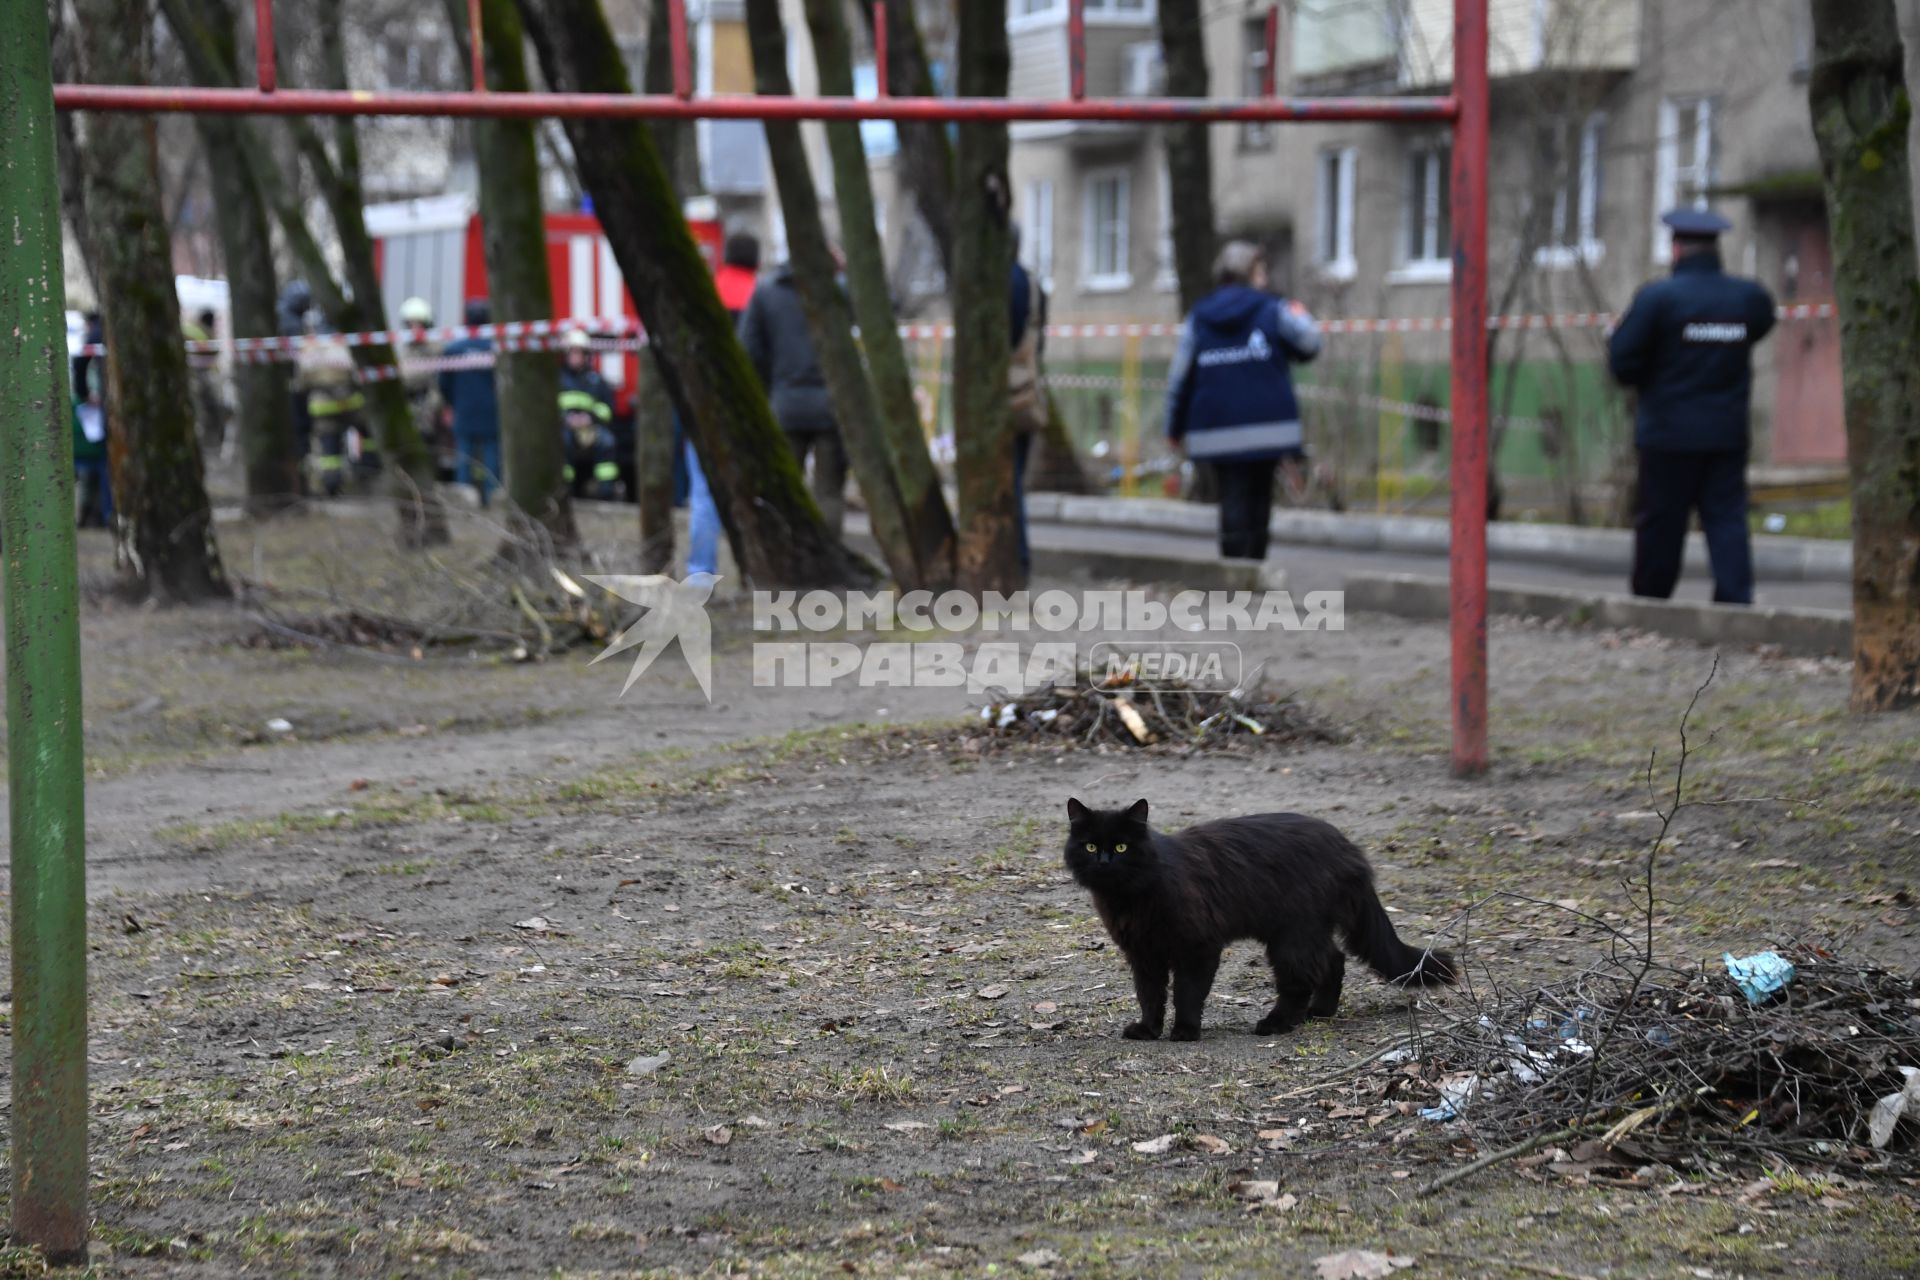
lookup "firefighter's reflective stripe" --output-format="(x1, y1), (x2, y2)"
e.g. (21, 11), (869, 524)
(593, 461), (620, 483)
(309, 393), (366, 417)
(563, 463), (575, 483)
(311, 453), (346, 472)
(558, 389), (611, 422)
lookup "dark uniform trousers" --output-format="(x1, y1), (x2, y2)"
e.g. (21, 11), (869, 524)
(1213, 462), (1278, 561)
(1631, 448), (1753, 605)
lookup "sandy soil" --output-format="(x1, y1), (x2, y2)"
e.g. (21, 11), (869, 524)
(2, 507), (1917, 1278)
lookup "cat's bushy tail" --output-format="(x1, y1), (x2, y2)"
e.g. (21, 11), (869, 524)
(1346, 887), (1456, 987)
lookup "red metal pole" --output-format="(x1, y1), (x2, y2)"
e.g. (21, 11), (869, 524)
(873, 2), (889, 97)
(669, 0), (692, 100)
(1448, 0), (1490, 777)
(50, 83), (1458, 124)
(1068, 0), (1086, 100)
(1263, 6), (1278, 97)
(467, 0), (485, 92)
(254, 0), (275, 93)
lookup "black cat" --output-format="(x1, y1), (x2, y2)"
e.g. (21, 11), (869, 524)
(1064, 798), (1456, 1041)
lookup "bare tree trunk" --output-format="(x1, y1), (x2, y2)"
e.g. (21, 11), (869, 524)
(71, 0), (229, 603)
(304, 0), (449, 546)
(199, 112), (301, 516)
(516, 0), (868, 588)
(744, 0), (929, 588)
(804, 0), (957, 586)
(860, 0), (954, 277)
(1031, 396), (1094, 493)
(634, 0), (680, 574)
(1157, 0), (1216, 314)
(159, 0), (449, 546)
(176, 0), (297, 515)
(447, 0), (576, 552)
(951, 0), (1019, 593)
(1810, 0), (1920, 710)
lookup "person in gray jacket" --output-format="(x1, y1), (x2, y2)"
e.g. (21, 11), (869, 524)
(738, 262), (847, 533)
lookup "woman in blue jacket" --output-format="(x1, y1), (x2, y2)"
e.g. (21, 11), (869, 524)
(1166, 241), (1322, 560)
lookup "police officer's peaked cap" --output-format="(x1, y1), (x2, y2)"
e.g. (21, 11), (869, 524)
(1661, 208), (1732, 237)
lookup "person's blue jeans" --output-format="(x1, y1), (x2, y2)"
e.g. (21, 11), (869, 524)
(685, 440), (721, 577)
(75, 458), (113, 528)
(455, 432), (501, 507)
(1013, 430), (1034, 576)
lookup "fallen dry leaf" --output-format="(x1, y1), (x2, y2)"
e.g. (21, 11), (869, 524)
(1190, 1134), (1232, 1155)
(1229, 1178), (1282, 1201)
(1032, 1000), (1058, 1014)
(1063, 1149), (1098, 1166)
(1131, 1134), (1176, 1154)
(513, 916), (553, 933)
(977, 984), (1009, 1000)
(1313, 1249), (1415, 1279)
(1017, 1249), (1061, 1270)
(884, 1121), (932, 1133)
(702, 1125), (732, 1146)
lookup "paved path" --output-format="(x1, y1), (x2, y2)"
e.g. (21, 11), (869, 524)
(1022, 517), (1852, 612)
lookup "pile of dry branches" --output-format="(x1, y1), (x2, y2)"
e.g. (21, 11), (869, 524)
(235, 514), (632, 661)
(1411, 946), (1920, 1175)
(963, 664), (1341, 753)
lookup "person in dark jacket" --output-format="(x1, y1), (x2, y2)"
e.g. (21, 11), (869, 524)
(558, 328), (619, 500)
(276, 283), (315, 485)
(739, 260), (846, 533)
(1607, 208), (1777, 605)
(440, 298), (501, 506)
(1166, 241), (1322, 560)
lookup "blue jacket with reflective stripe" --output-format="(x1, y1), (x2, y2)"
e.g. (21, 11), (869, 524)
(1166, 285), (1321, 463)
(1606, 251), (1777, 453)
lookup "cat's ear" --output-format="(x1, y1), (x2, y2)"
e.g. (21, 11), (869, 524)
(1126, 798), (1150, 823)
(1065, 797), (1088, 821)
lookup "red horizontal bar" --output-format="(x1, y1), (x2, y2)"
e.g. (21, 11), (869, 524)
(51, 84), (1458, 124)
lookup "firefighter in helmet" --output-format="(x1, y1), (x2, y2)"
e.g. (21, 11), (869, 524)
(558, 327), (620, 500)
(398, 297), (453, 480)
(293, 310), (366, 498)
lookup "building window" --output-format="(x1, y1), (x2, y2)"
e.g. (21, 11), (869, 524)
(1402, 141), (1451, 274)
(1011, 0), (1154, 24)
(1241, 19), (1273, 150)
(1082, 168), (1132, 292)
(1023, 179), (1055, 291)
(1316, 146), (1357, 280)
(1653, 96), (1714, 260)
(1536, 113), (1605, 267)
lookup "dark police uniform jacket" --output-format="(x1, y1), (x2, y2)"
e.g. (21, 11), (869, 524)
(1605, 251), (1776, 453)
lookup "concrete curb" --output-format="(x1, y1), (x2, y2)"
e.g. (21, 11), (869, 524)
(842, 528), (1267, 593)
(1344, 571), (1852, 656)
(1025, 493), (1852, 582)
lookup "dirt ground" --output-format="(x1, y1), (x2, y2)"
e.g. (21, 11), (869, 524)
(3, 505), (1918, 1278)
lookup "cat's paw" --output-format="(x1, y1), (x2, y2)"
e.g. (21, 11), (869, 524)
(1253, 1014), (1299, 1035)
(1168, 1023), (1202, 1042)
(1121, 1020), (1161, 1040)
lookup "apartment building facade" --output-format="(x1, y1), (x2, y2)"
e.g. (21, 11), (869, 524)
(986, 0), (1847, 484)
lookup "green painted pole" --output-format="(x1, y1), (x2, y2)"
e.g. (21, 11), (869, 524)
(1, 4), (91, 1267)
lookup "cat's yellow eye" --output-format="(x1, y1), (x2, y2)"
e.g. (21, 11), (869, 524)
(1115, 843), (1128, 853)
(1084, 843), (1097, 853)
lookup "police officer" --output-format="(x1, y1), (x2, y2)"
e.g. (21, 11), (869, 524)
(1607, 209), (1777, 605)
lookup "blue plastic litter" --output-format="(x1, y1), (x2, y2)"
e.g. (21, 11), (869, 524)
(1724, 950), (1796, 1003)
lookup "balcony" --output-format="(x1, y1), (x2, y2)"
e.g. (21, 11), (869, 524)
(1397, 0), (1638, 89)
(1007, 0), (1161, 142)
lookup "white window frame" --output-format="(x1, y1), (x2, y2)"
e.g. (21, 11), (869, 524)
(1653, 96), (1714, 262)
(1241, 19), (1273, 150)
(1391, 140), (1451, 284)
(1536, 112), (1606, 269)
(1009, 0), (1157, 33)
(1023, 178), (1056, 292)
(1315, 146), (1358, 282)
(1155, 154), (1176, 291)
(1082, 167), (1133, 293)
